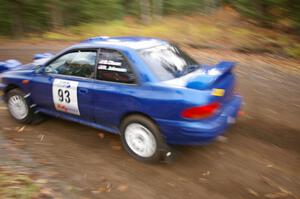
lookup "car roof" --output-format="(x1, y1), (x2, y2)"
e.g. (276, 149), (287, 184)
(70, 36), (169, 51)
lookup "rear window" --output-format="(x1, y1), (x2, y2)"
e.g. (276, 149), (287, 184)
(96, 49), (136, 84)
(139, 45), (199, 81)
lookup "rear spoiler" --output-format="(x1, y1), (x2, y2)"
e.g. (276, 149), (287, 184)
(186, 61), (236, 90)
(0, 59), (22, 73)
(212, 61), (236, 76)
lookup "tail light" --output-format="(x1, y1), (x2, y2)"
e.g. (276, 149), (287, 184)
(181, 102), (220, 119)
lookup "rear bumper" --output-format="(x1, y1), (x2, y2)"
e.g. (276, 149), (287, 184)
(156, 95), (242, 145)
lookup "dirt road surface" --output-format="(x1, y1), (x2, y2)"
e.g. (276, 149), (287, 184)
(0, 43), (299, 199)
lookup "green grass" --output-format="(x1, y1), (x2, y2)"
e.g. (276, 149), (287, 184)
(41, 17), (222, 42)
(0, 171), (40, 199)
(284, 44), (300, 58)
(4, 15), (300, 58)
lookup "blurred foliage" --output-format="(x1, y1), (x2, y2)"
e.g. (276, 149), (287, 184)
(0, 0), (299, 36)
(284, 44), (300, 58)
(0, 0), (125, 36)
(0, 170), (39, 198)
(229, 0), (300, 30)
(0, 0), (299, 58)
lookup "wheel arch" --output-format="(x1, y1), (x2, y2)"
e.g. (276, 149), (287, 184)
(119, 111), (159, 129)
(119, 111), (170, 162)
(3, 84), (20, 101)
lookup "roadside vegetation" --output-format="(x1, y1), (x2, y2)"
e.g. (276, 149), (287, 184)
(0, 168), (40, 199)
(0, 165), (60, 199)
(0, 1), (299, 58)
(41, 9), (300, 58)
(2, 9), (300, 59)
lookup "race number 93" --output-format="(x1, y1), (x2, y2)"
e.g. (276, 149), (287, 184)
(52, 79), (80, 115)
(58, 89), (71, 103)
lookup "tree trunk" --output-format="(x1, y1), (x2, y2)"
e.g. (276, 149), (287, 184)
(9, 0), (24, 38)
(48, 0), (63, 30)
(153, 0), (163, 20)
(139, 0), (151, 24)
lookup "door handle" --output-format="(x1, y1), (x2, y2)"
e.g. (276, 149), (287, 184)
(79, 88), (88, 94)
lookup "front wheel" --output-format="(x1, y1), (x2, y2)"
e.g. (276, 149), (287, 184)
(120, 115), (170, 163)
(7, 89), (36, 124)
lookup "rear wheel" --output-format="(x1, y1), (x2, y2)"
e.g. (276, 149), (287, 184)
(120, 115), (170, 163)
(7, 89), (36, 124)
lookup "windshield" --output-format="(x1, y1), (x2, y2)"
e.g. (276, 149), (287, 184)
(139, 45), (199, 81)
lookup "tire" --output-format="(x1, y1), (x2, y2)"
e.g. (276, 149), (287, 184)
(120, 115), (170, 163)
(6, 89), (36, 124)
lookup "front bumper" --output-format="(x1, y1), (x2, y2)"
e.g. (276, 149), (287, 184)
(157, 95), (242, 145)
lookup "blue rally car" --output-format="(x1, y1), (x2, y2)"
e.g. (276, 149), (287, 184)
(0, 36), (242, 162)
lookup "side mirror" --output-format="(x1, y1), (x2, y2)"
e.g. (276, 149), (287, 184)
(34, 65), (45, 74)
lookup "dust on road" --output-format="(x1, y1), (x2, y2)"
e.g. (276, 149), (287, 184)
(0, 44), (299, 199)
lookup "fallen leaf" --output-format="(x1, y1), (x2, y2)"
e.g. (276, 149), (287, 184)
(278, 186), (292, 195)
(264, 192), (289, 198)
(12, 141), (25, 147)
(13, 138), (24, 141)
(98, 182), (112, 193)
(112, 145), (122, 150)
(39, 188), (54, 197)
(17, 126), (26, 133)
(91, 190), (100, 194)
(278, 187), (295, 198)
(167, 182), (175, 187)
(117, 184), (129, 192)
(177, 177), (188, 182)
(66, 185), (74, 191)
(45, 171), (59, 177)
(38, 134), (45, 142)
(202, 171), (210, 176)
(261, 176), (277, 187)
(7, 185), (21, 189)
(216, 135), (228, 143)
(98, 133), (105, 139)
(264, 186), (294, 198)
(198, 177), (208, 183)
(35, 179), (48, 184)
(3, 127), (13, 131)
(247, 188), (259, 197)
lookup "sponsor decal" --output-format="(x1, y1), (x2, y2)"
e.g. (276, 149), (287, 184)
(98, 65), (127, 73)
(212, 88), (225, 97)
(99, 59), (122, 66)
(52, 79), (80, 115)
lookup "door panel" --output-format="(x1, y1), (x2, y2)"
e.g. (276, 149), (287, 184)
(30, 49), (98, 122)
(31, 74), (95, 121)
(92, 81), (139, 130)
(30, 74), (53, 110)
(92, 48), (139, 129)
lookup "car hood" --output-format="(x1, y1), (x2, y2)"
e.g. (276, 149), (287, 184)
(0, 52), (52, 73)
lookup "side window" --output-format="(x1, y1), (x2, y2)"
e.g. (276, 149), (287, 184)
(97, 49), (136, 83)
(45, 51), (97, 78)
